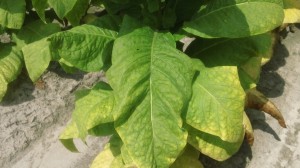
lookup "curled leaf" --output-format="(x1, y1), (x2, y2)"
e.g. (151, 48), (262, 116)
(243, 112), (254, 146)
(59, 120), (79, 152)
(245, 88), (286, 128)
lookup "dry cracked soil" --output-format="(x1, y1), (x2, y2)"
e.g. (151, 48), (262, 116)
(1, 27), (300, 168)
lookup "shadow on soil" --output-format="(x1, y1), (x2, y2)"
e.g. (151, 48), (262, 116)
(201, 34), (290, 168)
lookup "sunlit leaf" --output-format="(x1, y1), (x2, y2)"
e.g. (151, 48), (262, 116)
(107, 16), (194, 168)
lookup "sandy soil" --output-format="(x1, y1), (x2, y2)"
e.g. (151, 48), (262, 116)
(1, 27), (300, 168)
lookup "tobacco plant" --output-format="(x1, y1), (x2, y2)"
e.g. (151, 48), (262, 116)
(1, 0), (299, 167)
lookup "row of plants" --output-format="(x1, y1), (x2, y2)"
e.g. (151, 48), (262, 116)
(1, 0), (299, 167)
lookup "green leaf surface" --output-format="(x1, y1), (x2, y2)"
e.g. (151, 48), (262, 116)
(50, 24), (117, 72)
(186, 60), (245, 142)
(31, 0), (48, 22)
(184, 0), (284, 38)
(72, 82), (115, 139)
(186, 124), (244, 161)
(14, 21), (60, 82)
(14, 21), (60, 48)
(0, 46), (23, 101)
(121, 145), (134, 166)
(47, 0), (78, 19)
(107, 18), (194, 168)
(185, 33), (273, 90)
(171, 145), (203, 168)
(186, 34), (273, 66)
(90, 135), (123, 168)
(0, 0), (26, 29)
(22, 39), (52, 82)
(65, 0), (89, 25)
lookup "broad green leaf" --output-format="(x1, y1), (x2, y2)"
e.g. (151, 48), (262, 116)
(32, 0), (48, 22)
(184, 0), (284, 38)
(171, 145), (203, 168)
(59, 120), (79, 152)
(65, 0), (89, 25)
(185, 33), (273, 67)
(0, 46), (22, 101)
(22, 39), (52, 82)
(90, 135), (123, 168)
(186, 124), (244, 161)
(47, 0), (77, 19)
(14, 21), (60, 82)
(107, 17), (194, 168)
(121, 146), (135, 166)
(13, 21), (61, 48)
(283, 0), (300, 23)
(0, 0), (26, 29)
(185, 33), (273, 90)
(186, 60), (245, 142)
(72, 82), (115, 139)
(50, 24), (117, 72)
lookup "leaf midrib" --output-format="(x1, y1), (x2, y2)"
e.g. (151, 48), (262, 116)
(64, 30), (117, 40)
(149, 32), (157, 166)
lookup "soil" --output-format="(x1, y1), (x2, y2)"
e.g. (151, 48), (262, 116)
(1, 27), (300, 168)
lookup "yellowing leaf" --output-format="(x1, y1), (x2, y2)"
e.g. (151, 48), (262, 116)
(283, 0), (300, 23)
(59, 121), (79, 152)
(171, 145), (203, 168)
(246, 88), (287, 128)
(90, 135), (123, 168)
(186, 124), (244, 161)
(0, 47), (23, 101)
(107, 16), (194, 168)
(186, 60), (245, 143)
(72, 82), (115, 140)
